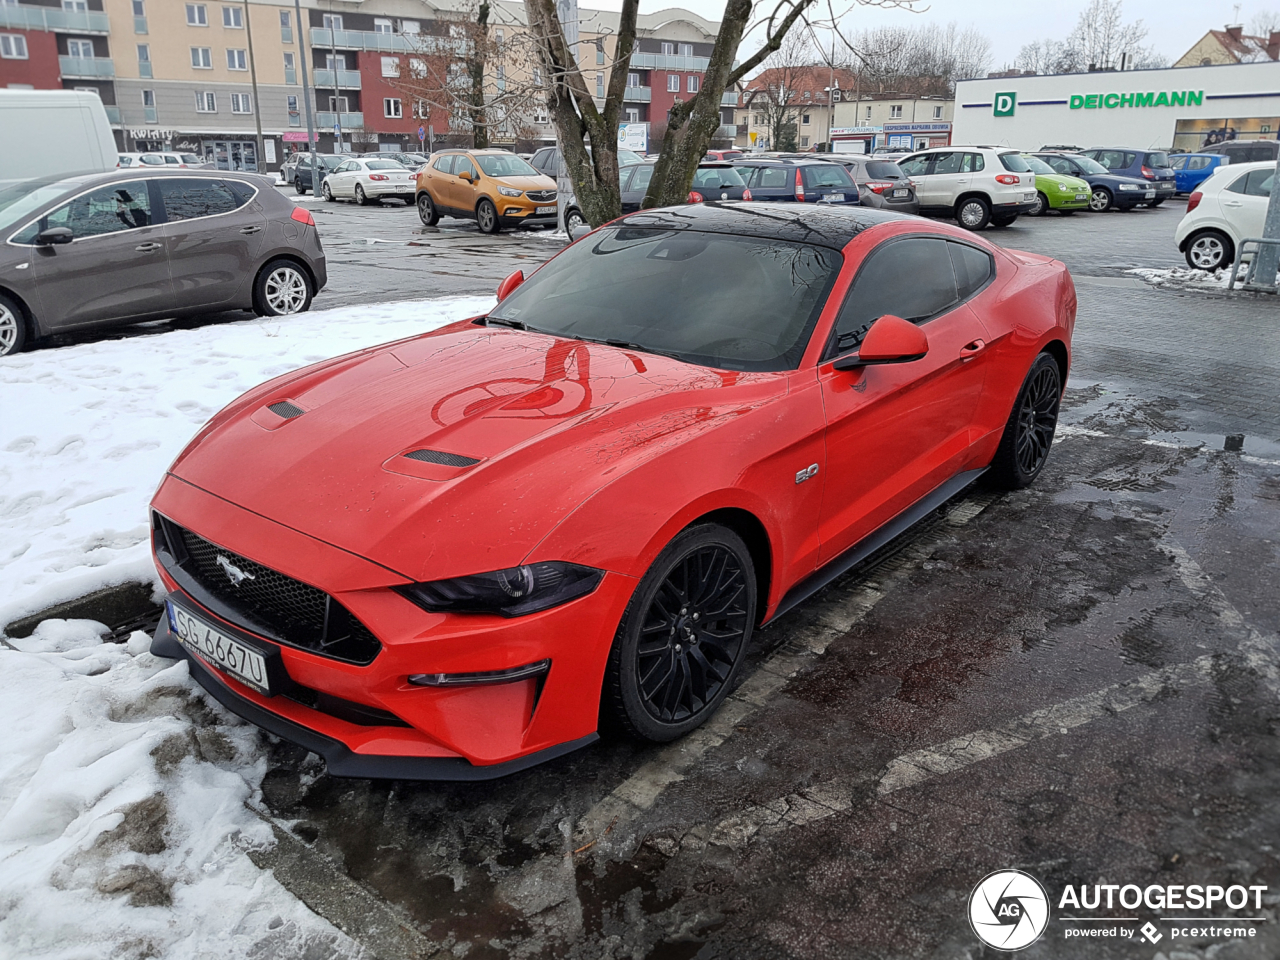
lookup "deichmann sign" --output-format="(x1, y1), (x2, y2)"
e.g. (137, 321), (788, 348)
(1069, 90), (1205, 110)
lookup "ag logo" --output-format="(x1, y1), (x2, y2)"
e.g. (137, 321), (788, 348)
(968, 869), (1049, 951)
(994, 92), (1017, 117)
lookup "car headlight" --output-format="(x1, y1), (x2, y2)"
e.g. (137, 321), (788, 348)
(497, 186), (524, 198)
(1057, 183), (1070, 192)
(1118, 183), (1141, 191)
(394, 562), (604, 617)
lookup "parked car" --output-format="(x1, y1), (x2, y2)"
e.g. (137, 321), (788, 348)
(1020, 155), (1091, 216)
(1199, 139), (1280, 165)
(896, 146), (1037, 230)
(1029, 152), (1155, 212)
(416, 149), (558, 233)
(280, 151), (315, 186)
(820, 155), (919, 213)
(0, 169), (326, 357)
(146, 201), (1075, 779)
(1170, 153), (1229, 194)
(732, 158), (860, 205)
(293, 155), (344, 195)
(321, 157), (417, 205)
(118, 152), (201, 169)
(1175, 160), (1276, 270)
(361, 150), (429, 169)
(619, 161), (750, 213)
(529, 145), (645, 231)
(704, 149), (744, 162)
(1079, 147), (1175, 206)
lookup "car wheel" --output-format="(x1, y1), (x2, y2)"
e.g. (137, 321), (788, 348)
(1149, 198), (1165, 207)
(355, 184), (370, 206)
(955, 196), (990, 230)
(294, 179), (307, 196)
(1029, 192), (1048, 216)
(1088, 187), (1113, 212)
(322, 182), (334, 203)
(476, 198), (501, 234)
(987, 353), (1061, 490)
(603, 523), (756, 742)
(1184, 229), (1233, 271)
(254, 259), (314, 317)
(0, 294), (28, 358)
(991, 215), (1017, 228)
(417, 192), (440, 226)
(565, 207), (587, 232)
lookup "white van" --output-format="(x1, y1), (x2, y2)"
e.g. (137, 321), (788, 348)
(0, 89), (116, 183)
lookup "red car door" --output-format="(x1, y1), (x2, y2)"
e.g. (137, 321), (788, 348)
(815, 235), (996, 564)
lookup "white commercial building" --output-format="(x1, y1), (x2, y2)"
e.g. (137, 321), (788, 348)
(953, 61), (1280, 152)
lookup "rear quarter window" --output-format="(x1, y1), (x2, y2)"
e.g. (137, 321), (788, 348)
(997, 153), (1030, 173)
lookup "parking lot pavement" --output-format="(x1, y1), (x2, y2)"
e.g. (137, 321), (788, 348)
(217, 203), (1280, 959)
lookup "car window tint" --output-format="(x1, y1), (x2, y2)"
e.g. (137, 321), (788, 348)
(1045, 156), (1072, 175)
(931, 152), (962, 174)
(1146, 152), (1169, 167)
(1225, 172), (1252, 194)
(950, 242), (994, 300)
(756, 166), (789, 188)
(864, 161), (903, 180)
(226, 180), (256, 205)
(1242, 169), (1275, 197)
(455, 156), (477, 178)
(629, 166), (653, 191)
(830, 237), (958, 353)
(1248, 144), (1275, 162)
(21, 180), (153, 241)
(158, 178), (241, 220)
(1122, 152), (1137, 167)
(961, 153), (982, 173)
(432, 155), (455, 174)
(897, 155), (930, 176)
(1192, 156), (1211, 170)
(802, 164), (852, 189)
(140, 155), (164, 165)
(997, 153), (1028, 172)
(694, 166), (746, 188)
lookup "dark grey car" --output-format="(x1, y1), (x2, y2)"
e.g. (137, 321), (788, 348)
(0, 169), (327, 357)
(821, 155), (920, 214)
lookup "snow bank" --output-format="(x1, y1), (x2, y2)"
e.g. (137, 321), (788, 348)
(1126, 265), (1245, 291)
(0, 625), (364, 959)
(0, 296), (493, 630)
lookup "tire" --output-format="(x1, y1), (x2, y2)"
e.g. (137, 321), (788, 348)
(1184, 229), (1233, 271)
(986, 353), (1061, 490)
(417, 192), (440, 226)
(476, 198), (501, 234)
(294, 179), (307, 196)
(1028, 192), (1049, 216)
(322, 181), (334, 203)
(955, 196), (990, 230)
(565, 207), (587, 232)
(1149, 198), (1165, 207)
(354, 184), (370, 206)
(991, 215), (1017, 228)
(1088, 187), (1113, 212)
(254, 259), (314, 317)
(602, 524), (756, 742)
(0, 293), (28, 358)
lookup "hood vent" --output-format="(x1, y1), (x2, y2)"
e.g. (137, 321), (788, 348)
(404, 449), (480, 468)
(267, 400), (306, 419)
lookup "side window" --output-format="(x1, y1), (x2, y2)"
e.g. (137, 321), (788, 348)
(1225, 172), (1252, 195)
(1169, 156), (1186, 170)
(828, 237), (958, 355)
(455, 156), (477, 179)
(1046, 157), (1071, 174)
(629, 164), (654, 192)
(961, 153), (984, 173)
(1123, 152), (1137, 168)
(158, 178), (241, 220)
(1191, 156), (1211, 170)
(931, 152), (962, 175)
(226, 180), (256, 205)
(950, 242), (994, 300)
(1242, 169), (1275, 197)
(164, 155), (181, 165)
(1248, 144), (1275, 162)
(16, 180), (153, 242)
(432, 155), (455, 174)
(531, 149), (549, 173)
(757, 166), (788, 188)
(897, 154), (930, 177)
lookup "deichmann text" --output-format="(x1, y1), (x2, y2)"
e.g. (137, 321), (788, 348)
(1059, 884), (1267, 910)
(1069, 91), (1204, 109)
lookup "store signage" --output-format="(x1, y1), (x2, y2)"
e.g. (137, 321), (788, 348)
(1069, 90), (1204, 109)
(882, 122), (951, 132)
(994, 92), (1016, 117)
(282, 131), (318, 142)
(831, 126), (881, 135)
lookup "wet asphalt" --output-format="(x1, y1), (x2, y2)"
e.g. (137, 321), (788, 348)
(39, 196), (1280, 958)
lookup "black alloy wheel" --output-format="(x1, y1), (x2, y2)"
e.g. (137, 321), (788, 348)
(604, 524), (756, 741)
(417, 192), (440, 226)
(987, 352), (1061, 489)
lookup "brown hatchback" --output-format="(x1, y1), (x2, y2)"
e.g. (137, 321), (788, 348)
(0, 169), (327, 357)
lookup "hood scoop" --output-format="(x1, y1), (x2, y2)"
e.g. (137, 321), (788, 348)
(404, 449), (481, 468)
(267, 400), (306, 419)
(384, 447), (485, 482)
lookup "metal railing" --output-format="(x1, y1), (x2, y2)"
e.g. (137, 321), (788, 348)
(623, 85), (651, 103)
(133, 15), (147, 33)
(144, 105), (157, 123)
(0, 5), (109, 33)
(138, 60), (152, 78)
(104, 105), (120, 124)
(630, 52), (710, 71)
(316, 111), (363, 129)
(312, 68), (361, 89)
(284, 66), (296, 84)
(310, 27), (461, 55)
(1227, 238), (1280, 293)
(721, 92), (738, 106)
(59, 55), (115, 79)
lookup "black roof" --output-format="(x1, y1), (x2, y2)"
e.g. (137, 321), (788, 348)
(614, 202), (907, 249)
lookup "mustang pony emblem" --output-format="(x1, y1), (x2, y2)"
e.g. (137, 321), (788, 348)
(216, 554), (256, 587)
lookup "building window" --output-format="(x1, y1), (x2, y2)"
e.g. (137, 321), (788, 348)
(283, 50), (294, 79)
(889, 104), (902, 118)
(287, 93), (299, 125)
(62, 0), (87, 10)
(373, 18), (392, 34)
(409, 57), (426, 78)
(384, 97), (402, 118)
(627, 71), (639, 86)
(625, 107), (639, 122)
(137, 42), (149, 61)
(279, 9), (292, 41)
(222, 6), (241, 28)
(687, 74), (698, 93)
(933, 105), (942, 119)
(0, 34), (28, 59)
(226, 48), (246, 70)
(532, 65), (541, 85)
(401, 20), (419, 33)
(381, 55), (399, 77)
(67, 38), (94, 58)
(864, 105), (871, 119)
(132, 0), (144, 14)
(322, 14), (341, 30)
(661, 41), (673, 55)
(328, 95), (348, 112)
(324, 53), (343, 69)
(191, 46), (211, 68)
(230, 92), (252, 113)
(801, 136), (809, 147)
(186, 3), (207, 26)
(141, 88), (154, 106)
(595, 43), (604, 65)
(679, 43), (692, 57)
(494, 27), (503, 44)
(667, 74), (679, 92)
(596, 73), (603, 96)
(195, 90), (217, 112)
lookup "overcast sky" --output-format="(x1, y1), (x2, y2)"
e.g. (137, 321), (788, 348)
(590, 0), (1275, 72)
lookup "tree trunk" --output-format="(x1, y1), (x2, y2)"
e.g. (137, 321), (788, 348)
(469, 1), (490, 149)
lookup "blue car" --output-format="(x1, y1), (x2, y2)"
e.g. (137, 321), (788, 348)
(731, 158), (860, 205)
(1169, 153), (1229, 194)
(1080, 147), (1176, 206)
(1030, 152), (1156, 212)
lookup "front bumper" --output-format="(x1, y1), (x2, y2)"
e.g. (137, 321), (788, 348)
(497, 205), (559, 227)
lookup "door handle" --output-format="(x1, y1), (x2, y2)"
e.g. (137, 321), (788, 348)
(135, 241), (163, 251)
(240, 225), (262, 234)
(1223, 200), (1243, 207)
(960, 338), (986, 359)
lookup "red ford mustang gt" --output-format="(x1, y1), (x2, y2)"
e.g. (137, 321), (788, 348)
(149, 203), (1075, 779)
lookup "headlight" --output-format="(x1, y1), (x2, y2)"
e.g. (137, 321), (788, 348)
(1118, 183), (1141, 191)
(394, 562), (604, 617)
(497, 186), (524, 198)
(1057, 183), (1070, 192)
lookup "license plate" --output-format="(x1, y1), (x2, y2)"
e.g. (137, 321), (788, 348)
(1075, 194), (1087, 200)
(537, 205), (556, 214)
(823, 193), (844, 201)
(168, 601), (271, 695)
(892, 188), (908, 197)
(1145, 191), (1155, 198)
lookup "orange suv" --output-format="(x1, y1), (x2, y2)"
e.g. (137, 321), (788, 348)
(415, 149), (558, 233)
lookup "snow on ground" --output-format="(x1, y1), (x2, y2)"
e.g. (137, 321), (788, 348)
(0, 620), (364, 959)
(1126, 264), (1247, 291)
(0, 295), (492, 631)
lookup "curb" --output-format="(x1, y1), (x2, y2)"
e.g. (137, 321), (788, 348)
(3, 581), (162, 640)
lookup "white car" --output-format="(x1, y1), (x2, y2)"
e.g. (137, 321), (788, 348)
(1175, 160), (1276, 270)
(117, 152), (205, 169)
(321, 157), (417, 205)
(896, 146), (1039, 230)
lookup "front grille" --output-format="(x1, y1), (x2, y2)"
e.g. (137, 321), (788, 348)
(156, 515), (381, 665)
(526, 190), (556, 202)
(404, 448), (480, 468)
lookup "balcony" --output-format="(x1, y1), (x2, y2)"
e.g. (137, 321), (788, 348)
(312, 68), (361, 89)
(0, 5), (109, 33)
(144, 105), (157, 123)
(721, 92), (739, 107)
(59, 55), (115, 79)
(138, 60), (152, 78)
(630, 52), (710, 72)
(316, 111), (363, 130)
(714, 124), (736, 140)
(103, 104), (120, 124)
(310, 27), (461, 55)
(623, 85), (651, 103)
(134, 15), (147, 33)
(284, 66), (296, 84)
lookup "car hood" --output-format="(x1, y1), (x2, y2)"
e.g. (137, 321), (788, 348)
(1035, 173), (1090, 190)
(495, 175), (557, 191)
(167, 324), (785, 580)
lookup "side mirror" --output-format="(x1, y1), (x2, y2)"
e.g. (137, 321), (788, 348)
(495, 269), (524, 302)
(459, 170), (473, 182)
(832, 315), (928, 370)
(35, 227), (73, 246)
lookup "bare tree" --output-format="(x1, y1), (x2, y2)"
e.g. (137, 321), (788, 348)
(1009, 0), (1164, 74)
(844, 22), (990, 96)
(744, 30), (815, 152)
(1249, 9), (1280, 37)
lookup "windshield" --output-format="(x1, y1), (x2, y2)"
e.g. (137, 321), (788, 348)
(0, 178), (75, 229)
(180, 154), (202, 164)
(1070, 155), (1109, 175)
(805, 164), (855, 189)
(476, 154), (541, 177)
(619, 149), (643, 166)
(487, 227), (842, 371)
(998, 153), (1032, 173)
(692, 166), (746, 189)
(1022, 156), (1057, 175)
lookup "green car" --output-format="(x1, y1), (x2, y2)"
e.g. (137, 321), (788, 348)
(1022, 154), (1091, 215)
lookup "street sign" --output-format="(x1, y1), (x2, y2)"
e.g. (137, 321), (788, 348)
(333, 123), (340, 135)
(418, 125), (426, 143)
(749, 131), (758, 145)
